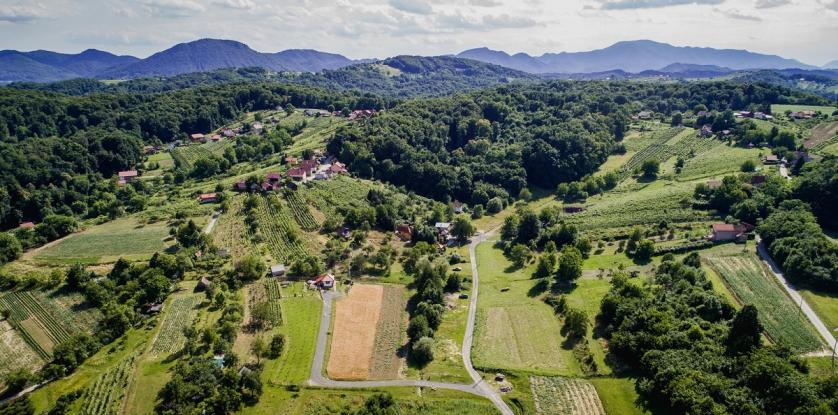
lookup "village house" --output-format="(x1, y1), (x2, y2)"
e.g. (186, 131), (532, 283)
(709, 223), (753, 242)
(347, 109), (376, 121)
(763, 154), (779, 164)
(309, 273), (335, 290)
(270, 264), (285, 277)
(117, 170), (138, 186)
(18, 221), (35, 230)
(146, 303), (163, 314)
(197, 193), (218, 203)
(143, 145), (161, 155)
(221, 128), (236, 138)
(736, 111), (753, 118)
(452, 200), (464, 214)
(252, 122), (263, 133)
(314, 171), (329, 180)
(328, 162), (348, 175)
(435, 222), (451, 237)
(300, 159), (318, 174)
(210, 134), (222, 141)
(284, 156), (299, 165)
(397, 224), (412, 241)
(635, 111), (652, 120)
(266, 172), (282, 183)
(235, 181), (248, 192)
(287, 167), (307, 181)
(196, 276), (213, 292)
(699, 124), (713, 137)
(190, 133), (205, 143)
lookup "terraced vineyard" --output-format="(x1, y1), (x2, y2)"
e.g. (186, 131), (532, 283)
(706, 253), (824, 353)
(0, 291), (83, 358)
(79, 352), (139, 415)
(255, 195), (308, 264)
(171, 140), (232, 170)
(285, 191), (319, 231)
(149, 295), (199, 357)
(530, 376), (606, 415)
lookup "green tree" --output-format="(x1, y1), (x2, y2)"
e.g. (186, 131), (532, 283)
(411, 337), (434, 366)
(563, 307), (589, 338)
(534, 253), (556, 278)
(0, 233), (21, 265)
(641, 159), (660, 179)
(451, 216), (476, 244)
(634, 240), (655, 262)
(269, 334), (285, 358)
(233, 255), (266, 282)
(725, 305), (763, 354)
(741, 159), (756, 172)
(509, 243), (531, 268)
(250, 336), (267, 364)
(556, 246), (583, 283)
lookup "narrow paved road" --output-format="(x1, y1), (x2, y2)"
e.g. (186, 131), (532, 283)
(309, 230), (514, 415)
(756, 237), (837, 353)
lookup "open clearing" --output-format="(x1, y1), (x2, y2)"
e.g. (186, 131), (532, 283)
(771, 104), (837, 114)
(32, 217), (173, 263)
(327, 284), (384, 380)
(706, 253), (823, 353)
(530, 376), (606, 415)
(264, 282), (322, 385)
(473, 240), (578, 375)
(805, 121), (838, 148)
(369, 284), (405, 380)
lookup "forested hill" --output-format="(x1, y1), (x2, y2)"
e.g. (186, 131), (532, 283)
(10, 56), (538, 99)
(328, 81), (830, 203)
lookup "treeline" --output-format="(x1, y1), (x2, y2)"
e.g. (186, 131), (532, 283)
(600, 255), (838, 414)
(693, 157), (837, 289)
(329, 80), (827, 204)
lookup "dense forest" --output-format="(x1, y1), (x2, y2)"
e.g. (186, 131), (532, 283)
(329, 80), (830, 203)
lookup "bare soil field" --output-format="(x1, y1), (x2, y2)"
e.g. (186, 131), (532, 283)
(327, 284), (384, 380)
(805, 121), (838, 148)
(369, 284), (405, 380)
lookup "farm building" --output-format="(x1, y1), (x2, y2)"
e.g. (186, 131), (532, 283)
(285, 156), (299, 165)
(397, 224), (412, 241)
(17, 221), (35, 229)
(315, 172), (329, 180)
(117, 170), (138, 186)
(435, 222), (451, 235)
(310, 274), (335, 290)
(763, 155), (779, 164)
(235, 181), (248, 191)
(197, 276), (213, 292)
(266, 172), (282, 182)
(709, 223), (752, 242)
(270, 264), (286, 277)
(252, 122), (263, 132)
(210, 134), (222, 141)
(146, 303), (163, 314)
(699, 124), (713, 137)
(222, 128), (236, 138)
(635, 111), (652, 120)
(197, 193), (218, 203)
(453, 200), (464, 214)
(287, 167), (307, 181)
(190, 133), (205, 142)
(300, 159), (318, 174)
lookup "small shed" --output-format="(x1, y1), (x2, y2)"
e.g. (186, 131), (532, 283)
(270, 264), (286, 277)
(196, 276), (213, 292)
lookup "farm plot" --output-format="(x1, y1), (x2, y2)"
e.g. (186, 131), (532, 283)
(253, 195), (308, 264)
(369, 284), (405, 380)
(676, 144), (762, 181)
(79, 352), (139, 415)
(706, 254), (823, 353)
(284, 191), (319, 231)
(249, 279), (283, 326)
(327, 284), (384, 380)
(0, 321), (45, 381)
(806, 121), (838, 149)
(618, 127), (686, 179)
(212, 196), (253, 259)
(530, 376), (606, 415)
(265, 293), (322, 384)
(0, 290), (89, 357)
(149, 294), (199, 357)
(171, 140), (232, 170)
(33, 217), (172, 263)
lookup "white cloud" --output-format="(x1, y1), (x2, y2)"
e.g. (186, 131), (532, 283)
(755, 0), (790, 8)
(715, 7), (762, 21)
(596, 0), (724, 9)
(819, 0), (838, 11)
(0, 3), (47, 22)
(389, 0), (432, 15)
(212, 0), (255, 10)
(482, 14), (538, 28)
(468, 0), (503, 6)
(137, 0), (205, 18)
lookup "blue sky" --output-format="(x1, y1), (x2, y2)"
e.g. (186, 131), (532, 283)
(1, 0), (836, 65)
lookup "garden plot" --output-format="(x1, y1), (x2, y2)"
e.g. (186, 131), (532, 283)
(149, 294), (200, 357)
(79, 352), (139, 415)
(706, 253), (824, 353)
(530, 376), (606, 415)
(0, 321), (45, 382)
(327, 284), (384, 380)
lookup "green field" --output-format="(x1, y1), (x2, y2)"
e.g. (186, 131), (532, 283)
(32, 217), (174, 263)
(676, 144), (763, 181)
(473, 239), (580, 375)
(263, 283), (322, 385)
(771, 104), (837, 114)
(589, 377), (650, 415)
(800, 289), (838, 333)
(707, 253), (824, 353)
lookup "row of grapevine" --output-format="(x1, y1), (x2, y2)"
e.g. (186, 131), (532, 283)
(149, 295), (198, 357)
(266, 278), (282, 301)
(619, 127), (686, 178)
(0, 291), (76, 357)
(285, 191), (319, 231)
(79, 352), (139, 415)
(255, 195), (307, 264)
(811, 134), (838, 152)
(248, 280), (283, 326)
(529, 376), (605, 415)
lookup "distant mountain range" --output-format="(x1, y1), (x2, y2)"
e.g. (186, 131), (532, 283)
(457, 40), (819, 74)
(0, 38), (834, 84)
(0, 39), (365, 83)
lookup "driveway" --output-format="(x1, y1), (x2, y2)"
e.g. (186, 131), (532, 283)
(308, 229), (513, 415)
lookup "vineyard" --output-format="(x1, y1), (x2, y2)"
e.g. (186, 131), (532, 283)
(171, 140), (232, 170)
(79, 352), (139, 415)
(212, 197), (253, 259)
(706, 254), (824, 353)
(677, 145), (761, 181)
(618, 127), (718, 180)
(530, 376), (606, 415)
(253, 195), (308, 264)
(302, 175), (428, 223)
(249, 279), (283, 326)
(285, 191), (319, 231)
(149, 295), (199, 357)
(0, 291), (87, 358)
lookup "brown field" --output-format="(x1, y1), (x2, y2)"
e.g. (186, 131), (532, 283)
(327, 284), (384, 380)
(0, 321), (45, 382)
(530, 376), (606, 415)
(369, 285), (405, 380)
(805, 121), (838, 148)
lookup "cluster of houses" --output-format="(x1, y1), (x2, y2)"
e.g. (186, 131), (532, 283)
(347, 109), (376, 121)
(267, 262), (335, 290)
(735, 111), (773, 120)
(233, 156), (348, 193)
(789, 110), (817, 120)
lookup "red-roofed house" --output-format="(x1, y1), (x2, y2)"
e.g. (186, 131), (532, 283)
(118, 170), (138, 186)
(235, 181), (247, 192)
(287, 167), (306, 181)
(190, 133), (205, 142)
(711, 224), (738, 241)
(309, 273), (335, 290)
(328, 162), (347, 175)
(210, 134), (222, 141)
(197, 193), (218, 203)
(284, 156), (299, 165)
(18, 222), (35, 230)
(266, 172), (282, 182)
(300, 159), (318, 174)
(397, 224), (412, 241)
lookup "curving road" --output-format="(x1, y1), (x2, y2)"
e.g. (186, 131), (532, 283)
(308, 229), (514, 415)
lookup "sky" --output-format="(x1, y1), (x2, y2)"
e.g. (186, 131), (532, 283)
(1, 0), (836, 65)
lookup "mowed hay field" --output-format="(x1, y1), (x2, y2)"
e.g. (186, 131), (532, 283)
(328, 284), (384, 380)
(706, 253), (824, 353)
(32, 217), (173, 263)
(530, 376), (606, 415)
(369, 284), (405, 380)
(473, 240), (579, 375)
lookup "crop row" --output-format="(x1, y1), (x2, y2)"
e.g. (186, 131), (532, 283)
(79, 352), (139, 415)
(266, 278), (282, 301)
(707, 254), (823, 353)
(811, 134), (838, 152)
(0, 291), (74, 350)
(285, 191), (320, 231)
(0, 322), (45, 377)
(256, 195), (308, 263)
(149, 295), (198, 356)
(619, 127), (686, 178)
(529, 375), (605, 415)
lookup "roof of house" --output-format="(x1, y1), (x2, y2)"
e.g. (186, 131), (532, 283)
(190, 133), (204, 139)
(266, 172), (281, 180)
(435, 222), (451, 229)
(313, 273), (335, 284)
(397, 224), (412, 233)
(236, 181), (247, 190)
(287, 167), (306, 177)
(198, 193), (217, 201)
(712, 223), (736, 233)
(271, 264), (285, 273)
(765, 155), (778, 161)
(118, 170), (138, 178)
(198, 276), (212, 287)
(18, 221), (35, 229)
